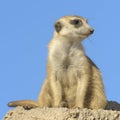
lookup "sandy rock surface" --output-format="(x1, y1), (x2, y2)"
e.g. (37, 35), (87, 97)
(3, 101), (120, 120)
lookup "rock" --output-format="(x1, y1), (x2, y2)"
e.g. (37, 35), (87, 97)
(105, 101), (120, 111)
(3, 101), (120, 120)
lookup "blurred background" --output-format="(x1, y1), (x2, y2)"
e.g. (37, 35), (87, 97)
(0, 0), (120, 118)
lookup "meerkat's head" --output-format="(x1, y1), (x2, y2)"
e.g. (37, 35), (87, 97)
(54, 15), (94, 41)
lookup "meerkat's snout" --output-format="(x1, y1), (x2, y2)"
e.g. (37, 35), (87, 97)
(89, 28), (94, 34)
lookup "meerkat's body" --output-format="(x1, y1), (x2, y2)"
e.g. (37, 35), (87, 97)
(8, 16), (107, 109)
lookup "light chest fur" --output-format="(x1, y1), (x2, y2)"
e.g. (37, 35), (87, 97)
(48, 38), (91, 107)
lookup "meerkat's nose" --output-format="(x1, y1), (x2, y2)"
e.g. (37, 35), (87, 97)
(90, 28), (94, 34)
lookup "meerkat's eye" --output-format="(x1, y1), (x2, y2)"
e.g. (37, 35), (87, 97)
(70, 19), (82, 28)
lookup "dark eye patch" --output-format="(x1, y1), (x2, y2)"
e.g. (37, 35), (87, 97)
(70, 19), (82, 28)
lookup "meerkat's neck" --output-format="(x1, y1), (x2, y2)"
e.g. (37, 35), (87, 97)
(49, 36), (85, 54)
(48, 36), (85, 72)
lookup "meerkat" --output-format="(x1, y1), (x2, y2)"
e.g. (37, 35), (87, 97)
(8, 15), (107, 109)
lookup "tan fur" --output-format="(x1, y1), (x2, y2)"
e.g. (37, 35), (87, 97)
(8, 15), (107, 109)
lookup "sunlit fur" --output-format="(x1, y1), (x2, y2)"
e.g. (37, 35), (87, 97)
(8, 15), (107, 109)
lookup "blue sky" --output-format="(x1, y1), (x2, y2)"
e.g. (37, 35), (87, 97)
(0, 0), (120, 118)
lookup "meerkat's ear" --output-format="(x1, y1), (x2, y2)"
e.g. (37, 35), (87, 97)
(54, 22), (62, 33)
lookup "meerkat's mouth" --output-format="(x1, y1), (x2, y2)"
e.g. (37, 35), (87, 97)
(79, 29), (94, 37)
(76, 31), (93, 38)
(80, 31), (94, 38)
(79, 33), (91, 38)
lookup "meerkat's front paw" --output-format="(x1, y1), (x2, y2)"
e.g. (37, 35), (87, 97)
(74, 103), (84, 109)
